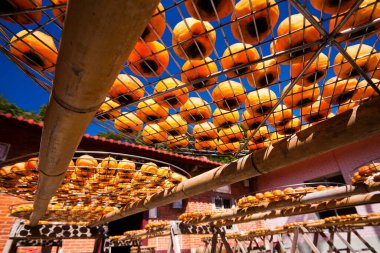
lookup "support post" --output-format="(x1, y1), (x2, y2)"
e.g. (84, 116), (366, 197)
(167, 234), (173, 253)
(2, 239), (17, 253)
(347, 231), (352, 253)
(247, 240), (253, 252)
(291, 228), (299, 253)
(137, 243), (141, 253)
(211, 234), (218, 253)
(352, 230), (377, 253)
(170, 227), (181, 253)
(219, 232), (233, 253)
(329, 229), (335, 253)
(319, 231), (339, 253)
(313, 232), (319, 248)
(93, 238), (104, 253)
(276, 235), (286, 253)
(268, 235), (274, 253)
(203, 240), (210, 253)
(236, 239), (247, 253)
(41, 246), (53, 253)
(335, 232), (357, 253)
(299, 227), (320, 253)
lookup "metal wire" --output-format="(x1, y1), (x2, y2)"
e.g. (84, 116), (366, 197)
(0, 151), (191, 210)
(1, 0), (379, 158)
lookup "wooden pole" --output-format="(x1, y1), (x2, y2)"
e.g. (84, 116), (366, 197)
(30, 0), (160, 226)
(220, 193), (380, 226)
(185, 182), (380, 225)
(91, 97), (380, 226)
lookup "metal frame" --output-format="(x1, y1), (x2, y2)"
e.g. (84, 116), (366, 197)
(170, 183), (380, 226)
(103, 238), (143, 253)
(203, 225), (379, 253)
(290, 226), (378, 253)
(1, 150), (190, 224)
(2, 220), (108, 253)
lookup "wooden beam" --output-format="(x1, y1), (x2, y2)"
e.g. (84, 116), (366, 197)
(91, 97), (380, 226)
(221, 193), (380, 226)
(184, 182), (380, 225)
(30, 0), (159, 225)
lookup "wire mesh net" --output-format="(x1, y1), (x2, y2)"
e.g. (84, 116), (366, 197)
(350, 157), (380, 184)
(0, 0), (379, 157)
(0, 151), (190, 208)
(175, 182), (344, 224)
(199, 212), (380, 240)
(9, 203), (118, 224)
(236, 182), (344, 208)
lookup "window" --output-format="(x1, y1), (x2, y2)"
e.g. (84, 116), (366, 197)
(305, 173), (357, 219)
(148, 208), (157, 219)
(212, 196), (234, 230)
(213, 196), (233, 209)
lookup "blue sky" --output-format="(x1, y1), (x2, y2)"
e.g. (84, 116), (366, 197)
(0, 0), (379, 136)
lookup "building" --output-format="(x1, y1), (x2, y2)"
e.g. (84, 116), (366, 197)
(0, 112), (379, 252)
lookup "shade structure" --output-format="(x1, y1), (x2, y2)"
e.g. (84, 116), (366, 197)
(91, 96), (380, 226)
(1, 0), (380, 159)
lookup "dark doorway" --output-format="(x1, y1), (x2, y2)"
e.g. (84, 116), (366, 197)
(108, 212), (144, 253)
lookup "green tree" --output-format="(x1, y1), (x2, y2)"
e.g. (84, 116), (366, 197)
(39, 104), (47, 118)
(0, 96), (45, 122)
(207, 155), (236, 164)
(96, 131), (126, 141)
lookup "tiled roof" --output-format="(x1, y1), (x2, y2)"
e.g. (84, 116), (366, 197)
(0, 113), (222, 167)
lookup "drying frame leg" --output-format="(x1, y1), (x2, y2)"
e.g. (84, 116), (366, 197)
(167, 233), (173, 253)
(276, 235), (286, 253)
(137, 241), (142, 253)
(313, 232), (319, 247)
(93, 238), (104, 253)
(335, 232), (357, 253)
(220, 232), (233, 253)
(347, 231), (352, 253)
(299, 227), (320, 253)
(352, 230), (377, 253)
(252, 237), (262, 253)
(247, 240), (253, 252)
(291, 228), (299, 253)
(41, 245), (53, 253)
(236, 239), (247, 253)
(2, 239), (17, 253)
(170, 227), (181, 253)
(204, 240), (210, 253)
(211, 233), (218, 253)
(319, 231), (339, 253)
(328, 229), (335, 253)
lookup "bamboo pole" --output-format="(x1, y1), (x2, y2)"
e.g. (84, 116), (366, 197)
(30, 0), (159, 226)
(184, 182), (380, 225)
(221, 193), (380, 226)
(91, 97), (380, 226)
(121, 230), (170, 241)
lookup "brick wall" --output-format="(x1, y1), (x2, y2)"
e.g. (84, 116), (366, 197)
(0, 194), (97, 252)
(61, 239), (95, 253)
(0, 194), (27, 250)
